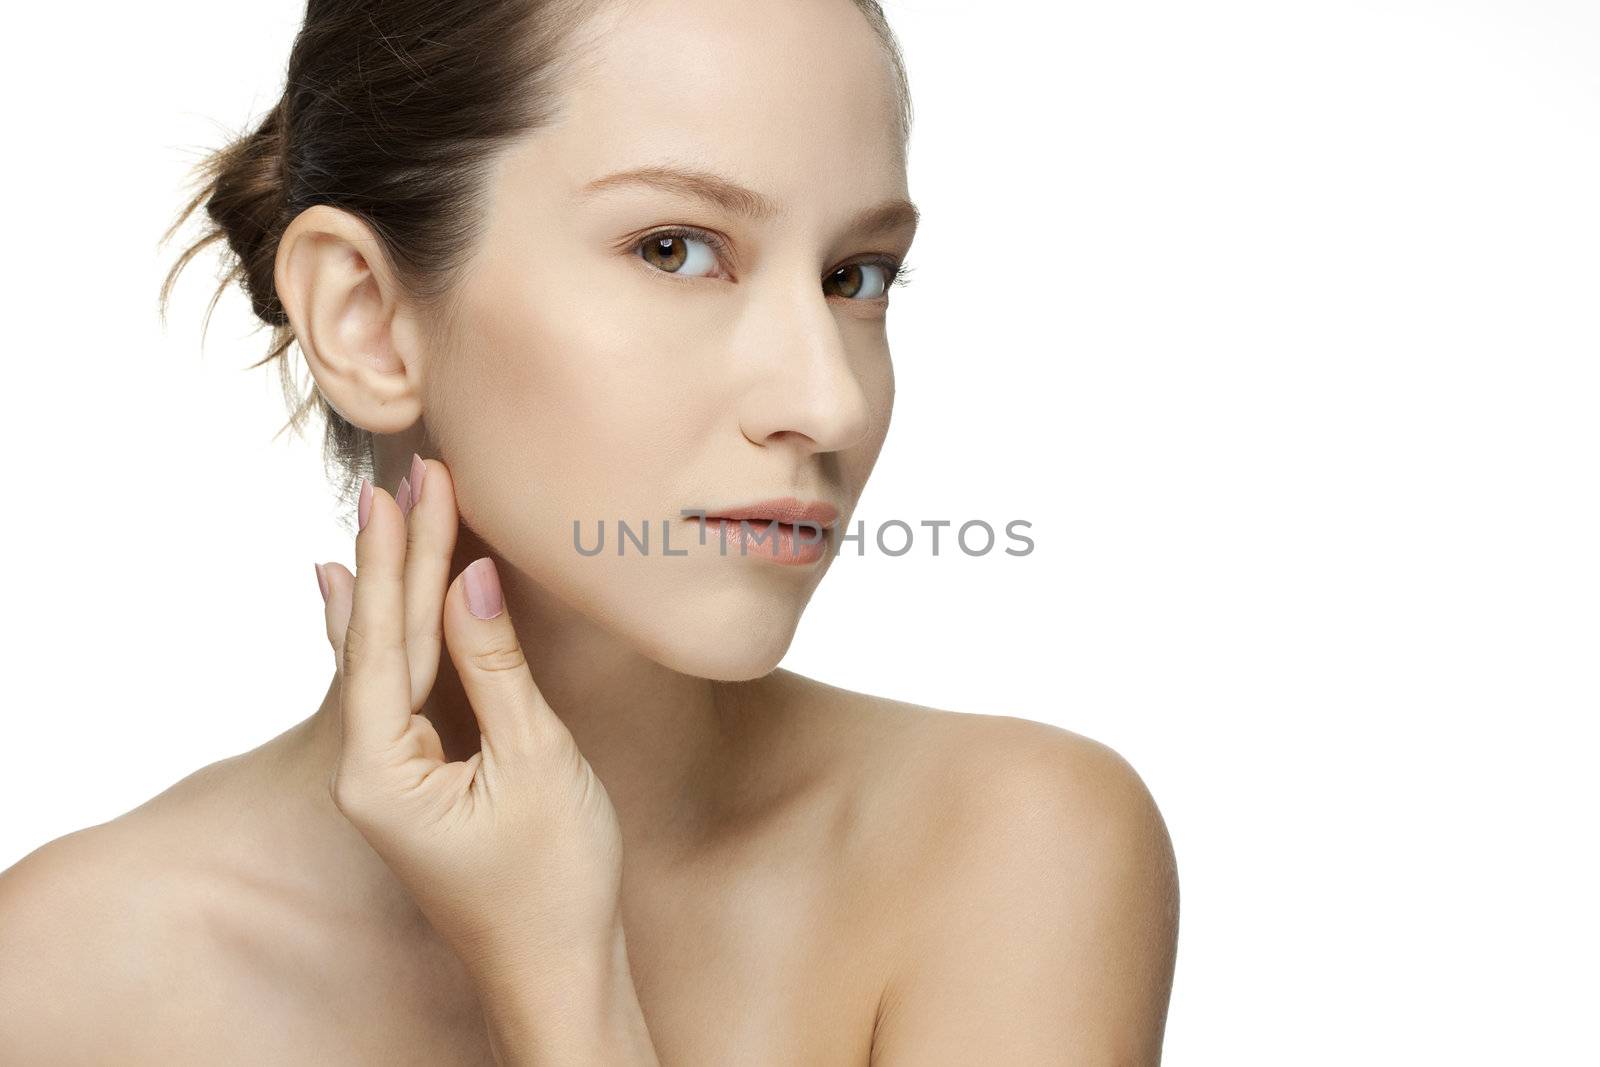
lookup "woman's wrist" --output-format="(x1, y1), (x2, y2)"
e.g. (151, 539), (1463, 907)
(471, 923), (661, 1066)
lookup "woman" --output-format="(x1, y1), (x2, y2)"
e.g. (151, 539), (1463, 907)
(0, 0), (1179, 1062)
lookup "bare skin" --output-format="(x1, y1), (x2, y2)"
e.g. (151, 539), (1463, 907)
(0, 0), (1179, 1060)
(0, 667), (1176, 1065)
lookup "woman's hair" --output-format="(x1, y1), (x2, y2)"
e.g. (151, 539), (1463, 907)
(159, 0), (913, 507)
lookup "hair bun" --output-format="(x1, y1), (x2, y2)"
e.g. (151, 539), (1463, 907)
(203, 101), (290, 327)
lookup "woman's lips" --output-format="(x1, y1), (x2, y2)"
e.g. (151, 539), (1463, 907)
(700, 497), (840, 527)
(682, 496), (839, 565)
(688, 509), (834, 566)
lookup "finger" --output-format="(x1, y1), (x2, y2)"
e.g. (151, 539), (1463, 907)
(399, 454), (459, 712)
(317, 560), (355, 755)
(342, 479), (414, 759)
(322, 558), (452, 768)
(442, 557), (562, 758)
(319, 560), (356, 674)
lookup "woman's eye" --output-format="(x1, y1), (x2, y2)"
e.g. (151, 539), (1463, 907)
(824, 262), (895, 301)
(635, 232), (902, 301)
(638, 232), (721, 277)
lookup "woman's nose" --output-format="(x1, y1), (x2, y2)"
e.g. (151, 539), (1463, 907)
(736, 282), (875, 454)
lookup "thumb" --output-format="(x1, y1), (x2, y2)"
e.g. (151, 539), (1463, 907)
(443, 557), (562, 758)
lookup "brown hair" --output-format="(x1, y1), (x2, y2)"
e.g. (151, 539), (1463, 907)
(159, 0), (913, 507)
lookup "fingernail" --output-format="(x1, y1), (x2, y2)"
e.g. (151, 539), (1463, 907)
(463, 558), (504, 620)
(409, 453), (426, 507)
(397, 476), (413, 518)
(314, 562), (330, 603)
(358, 478), (372, 531)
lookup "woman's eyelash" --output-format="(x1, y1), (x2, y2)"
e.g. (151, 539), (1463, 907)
(640, 225), (733, 262)
(637, 226), (912, 288)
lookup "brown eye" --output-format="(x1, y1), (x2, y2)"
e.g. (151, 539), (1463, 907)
(824, 262), (894, 300)
(638, 232), (720, 276)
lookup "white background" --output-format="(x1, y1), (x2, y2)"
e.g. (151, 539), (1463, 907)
(2, 1), (1596, 1061)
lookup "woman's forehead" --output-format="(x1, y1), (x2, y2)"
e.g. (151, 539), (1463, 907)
(556, 0), (905, 157)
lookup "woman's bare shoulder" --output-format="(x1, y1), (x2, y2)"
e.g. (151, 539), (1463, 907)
(0, 755), (269, 1062)
(771, 667), (1175, 907)
(0, 751), (256, 915)
(770, 667), (1155, 813)
(773, 671), (1179, 1060)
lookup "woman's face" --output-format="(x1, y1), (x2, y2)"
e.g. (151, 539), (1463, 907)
(427, 0), (917, 681)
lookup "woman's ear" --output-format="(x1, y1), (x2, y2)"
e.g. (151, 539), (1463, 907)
(274, 204), (429, 434)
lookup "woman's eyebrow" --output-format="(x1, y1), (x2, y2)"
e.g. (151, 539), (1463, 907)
(578, 162), (919, 240)
(580, 163), (780, 219)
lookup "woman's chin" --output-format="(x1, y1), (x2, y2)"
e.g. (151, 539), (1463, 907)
(646, 628), (795, 682)
(622, 602), (800, 681)
(553, 561), (818, 680)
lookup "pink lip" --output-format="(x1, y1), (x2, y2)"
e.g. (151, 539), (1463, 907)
(701, 497), (840, 527)
(687, 497), (840, 566)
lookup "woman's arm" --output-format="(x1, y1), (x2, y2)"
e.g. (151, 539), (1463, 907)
(869, 736), (1180, 1066)
(467, 924), (660, 1066)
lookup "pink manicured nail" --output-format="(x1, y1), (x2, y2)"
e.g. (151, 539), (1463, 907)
(464, 558), (504, 620)
(397, 477), (413, 518)
(409, 453), (426, 507)
(358, 478), (372, 531)
(314, 562), (329, 603)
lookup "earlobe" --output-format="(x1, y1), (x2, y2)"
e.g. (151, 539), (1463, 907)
(274, 204), (426, 434)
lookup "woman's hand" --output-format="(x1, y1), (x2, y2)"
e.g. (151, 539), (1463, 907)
(312, 455), (626, 987)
